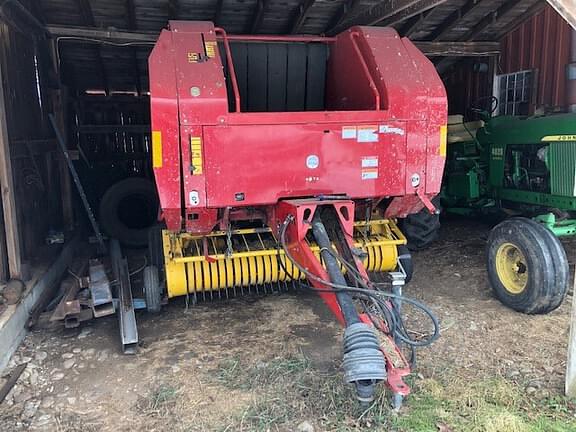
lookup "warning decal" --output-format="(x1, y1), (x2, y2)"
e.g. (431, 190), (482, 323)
(361, 156), (379, 168)
(357, 126), (379, 143)
(361, 168), (378, 180)
(342, 126), (357, 139)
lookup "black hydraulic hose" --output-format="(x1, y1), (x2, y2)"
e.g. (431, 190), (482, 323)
(278, 214), (440, 348)
(310, 214), (361, 326)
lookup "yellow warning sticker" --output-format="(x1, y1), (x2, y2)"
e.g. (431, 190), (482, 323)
(152, 131), (162, 168)
(190, 136), (203, 175)
(205, 41), (217, 58)
(439, 124), (447, 157)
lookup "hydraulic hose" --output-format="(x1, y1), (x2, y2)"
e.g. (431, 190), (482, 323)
(310, 213), (361, 326)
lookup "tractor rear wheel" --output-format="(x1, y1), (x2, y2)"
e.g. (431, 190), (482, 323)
(399, 198), (441, 250)
(486, 217), (568, 314)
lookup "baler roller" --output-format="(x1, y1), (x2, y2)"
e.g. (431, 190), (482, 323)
(162, 220), (404, 297)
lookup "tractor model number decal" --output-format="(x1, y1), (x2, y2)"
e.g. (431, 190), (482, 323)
(491, 147), (504, 159)
(541, 135), (576, 142)
(190, 136), (203, 175)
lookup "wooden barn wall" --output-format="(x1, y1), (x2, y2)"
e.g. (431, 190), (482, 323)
(0, 10), (64, 274)
(443, 5), (572, 116)
(442, 58), (494, 116)
(499, 4), (572, 112)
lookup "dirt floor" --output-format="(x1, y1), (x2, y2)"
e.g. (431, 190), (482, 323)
(1, 218), (576, 431)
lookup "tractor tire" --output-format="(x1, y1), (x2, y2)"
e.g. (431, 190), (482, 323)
(486, 217), (568, 314)
(99, 178), (159, 248)
(399, 198), (441, 250)
(397, 245), (413, 284)
(143, 265), (162, 313)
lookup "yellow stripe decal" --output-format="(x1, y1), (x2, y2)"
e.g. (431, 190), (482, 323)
(439, 125), (447, 157)
(190, 136), (203, 175)
(152, 131), (163, 168)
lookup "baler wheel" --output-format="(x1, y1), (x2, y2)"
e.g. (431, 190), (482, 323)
(143, 265), (162, 313)
(486, 217), (568, 314)
(399, 198), (441, 250)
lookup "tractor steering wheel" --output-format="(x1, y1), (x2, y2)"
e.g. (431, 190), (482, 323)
(470, 96), (499, 116)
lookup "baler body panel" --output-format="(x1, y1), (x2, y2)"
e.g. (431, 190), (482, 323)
(149, 21), (447, 234)
(203, 121), (407, 207)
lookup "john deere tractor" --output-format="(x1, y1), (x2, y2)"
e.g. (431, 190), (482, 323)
(442, 104), (572, 314)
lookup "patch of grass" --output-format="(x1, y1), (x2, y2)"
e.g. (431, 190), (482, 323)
(213, 354), (576, 432)
(136, 383), (179, 418)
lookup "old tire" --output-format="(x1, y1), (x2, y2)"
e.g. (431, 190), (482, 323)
(397, 245), (413, 284)
(486, 217), (568, 314)
(99, 178), (159, 247)
(143, 265), (162, 313)
(399, 198), (441, 250)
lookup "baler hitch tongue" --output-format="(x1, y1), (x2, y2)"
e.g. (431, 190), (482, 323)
(277, 201), (439, 407)
(310, 213), (386, 404)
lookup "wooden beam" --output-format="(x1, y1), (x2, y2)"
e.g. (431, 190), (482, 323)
(74, 0), (109, 94)
(0, 48), (22, 279)
(324, 0), (361, 34)
(399, 9), (434, 37)
(167, 0), (180, 20)
(330, 0), (434, 34)
(289, 0), (316, 34)
(495, 0), (547, 39)
(428, 0), (483, 41)
(46, 25), (157, 42)
(378, 0), (447, 27)
(547, 0), (576, 31)
(457, 0), (524, 41)
(214, 0), (225, 25)
(414, 41), (500, 56)
(248, 0), (267, 33)
(125, 0), (142, 95)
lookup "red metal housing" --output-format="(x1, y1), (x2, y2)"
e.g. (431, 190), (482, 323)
(149, 21), (447, 234)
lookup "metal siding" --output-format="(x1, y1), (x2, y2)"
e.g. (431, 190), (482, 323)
(548, 141), (576, 197)
(499, 5), (571, 111)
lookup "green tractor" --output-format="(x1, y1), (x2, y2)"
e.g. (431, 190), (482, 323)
(441, 104), (572, 314)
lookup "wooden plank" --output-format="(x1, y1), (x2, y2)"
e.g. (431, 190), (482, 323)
(330, 0), (429, 34)
(427, 0), (483, 41)
(399, 9), (434, 37)
(457, 0), (524, 41)
(289, 0), (316, 34)
(324, 0), (361, 34)
(414, 41), (500, 56)
(0, 43), (22, 279)
(566, 272), (576, 397)
(495, 1), (547, 39)
(378, 0), (448, 27)
(0, 363), (26, 403)
(46, 25), (157, 42)
(248, 0), (267, 33)
(547, 0), (576, 31)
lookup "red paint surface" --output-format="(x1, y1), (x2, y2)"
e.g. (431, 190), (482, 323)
(149, 21), (447, 233)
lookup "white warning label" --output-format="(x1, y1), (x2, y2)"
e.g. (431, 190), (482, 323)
(357, 126), (379, 142)
(361, 156), (379, 168)
(361, 169), (378, 180)
(379, 125), (405, 135)
(342, 126), (357, 139)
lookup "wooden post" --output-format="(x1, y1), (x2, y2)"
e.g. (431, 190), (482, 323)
(565, 271), (576, 396)
(0, 48), (22, 279)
